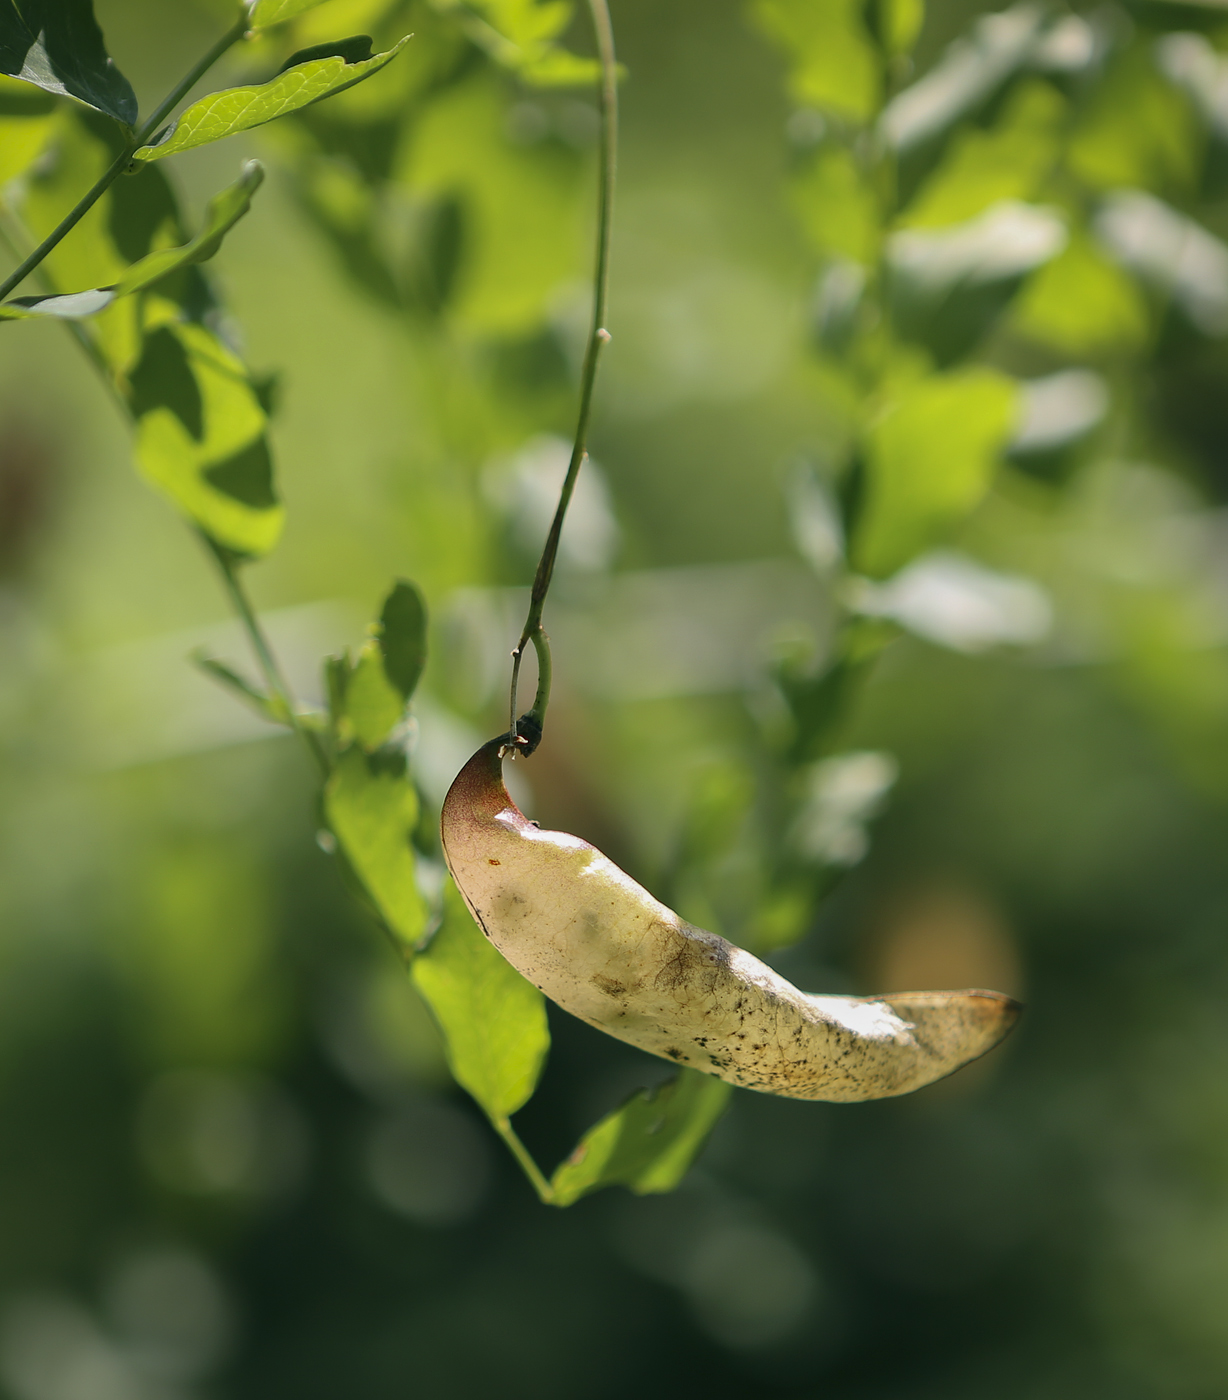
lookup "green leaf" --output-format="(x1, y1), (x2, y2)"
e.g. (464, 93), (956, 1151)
(411, 877), (550, 1122)
(192, 651), (290, 726)
(749, 0), (879, 123)
(1067, 42), (1199, 195)
(432, 0), (601, 87)
(0, 0), (137, 125)
(1, 161), (264, 321)
(898, 81), (1065, 230)
(247, 0), (335, 28)
(324, 745), (427, 952)
(874, 0), (924, 58)
(325, 579), (428, 751)
(792, 146), (879, 263)
(16, 112), (283, 557)
(854, 369), (1019, 579)
(345, 641), (405, 750)
(133, 34), (410, 161)
(378, 578), (428, 701)
(550, 1070), (732, 1208)
(400, 72), (585, 334)
(128, 321), (284, 557)
(0, 74), (55, 185)
(1012, 229), (1150, 355)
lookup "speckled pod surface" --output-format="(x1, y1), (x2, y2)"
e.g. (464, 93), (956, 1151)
(441, 740), (1021, 1103)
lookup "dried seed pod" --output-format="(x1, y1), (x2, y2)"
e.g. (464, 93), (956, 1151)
(441, 740), (1020, 1102)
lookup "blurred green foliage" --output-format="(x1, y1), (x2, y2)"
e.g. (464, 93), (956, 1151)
(3, 0), (1228, 1394)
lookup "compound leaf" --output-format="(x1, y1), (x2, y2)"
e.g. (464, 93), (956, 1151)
(1, 161), (263, 321)
(0, 0), (136, 125)
(134, 35), (410, 161)
(412, 877), (550, 1122)
(551, 1070), (732, 1207)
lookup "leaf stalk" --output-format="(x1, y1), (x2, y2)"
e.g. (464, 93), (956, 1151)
(493, 1116), (555, 1204)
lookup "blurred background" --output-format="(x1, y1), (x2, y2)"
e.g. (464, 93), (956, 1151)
(5, 0), (1228, 1395)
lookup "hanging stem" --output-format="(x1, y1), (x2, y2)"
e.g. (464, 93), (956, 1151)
(0, 14), (249, 303)
(507, 0), (618, 753)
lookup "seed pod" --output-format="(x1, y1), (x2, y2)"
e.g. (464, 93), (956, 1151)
(441, 740), (1020, 1102)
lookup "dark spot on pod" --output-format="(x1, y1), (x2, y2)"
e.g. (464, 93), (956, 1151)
(665, 1046), (686, 1061)
(488, 858), (501, 865)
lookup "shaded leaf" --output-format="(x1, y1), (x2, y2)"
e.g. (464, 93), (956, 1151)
(325, 745), (427, 952)
(1067, 41), (1199, 195)
(379, 579), (428, 701)
(550, 1070), (732, 1208)
(0, 0), (136, 125)
(133, 35), (410, 161)
(1, 161), (264, 321)
(411, 877), (549, 1122)
(854, 369), (1019, 578)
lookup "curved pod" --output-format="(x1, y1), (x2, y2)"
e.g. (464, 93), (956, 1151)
(441, 741), (1020, 1103)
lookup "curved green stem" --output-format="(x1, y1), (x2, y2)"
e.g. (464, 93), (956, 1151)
(508, 0), (617, 749)
(493, 1116), (555, 1204)
(0, 15), (248, 302)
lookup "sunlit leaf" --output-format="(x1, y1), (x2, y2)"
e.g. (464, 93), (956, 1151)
(399, 72), (584, 334)
(898, 81), (1065, 230)
(749, 0), (878, 122)
(129, 321), (284, 557)
(0, 0), (136, 125)
(431, 0), (601, 86)
(550, 1070), (732, 1207)
(792, 146), (879, 263)
(133, 35), (410, 161)
(411, 877), (550, 1121)
(0, 74), (55, 184)
(854, 369), (1019, 578)
(247, 0), (335, 28)
(875, 0), (924, 58)
(345, 642), (405, 750)
(1012, 228), (1151, 354)
(325, 745), (427, 952)
(1, 162), (264, 321)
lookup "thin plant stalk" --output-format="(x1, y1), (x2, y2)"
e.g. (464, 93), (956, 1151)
(507, 0), (618, 749)
(202, 536), (331, 777)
